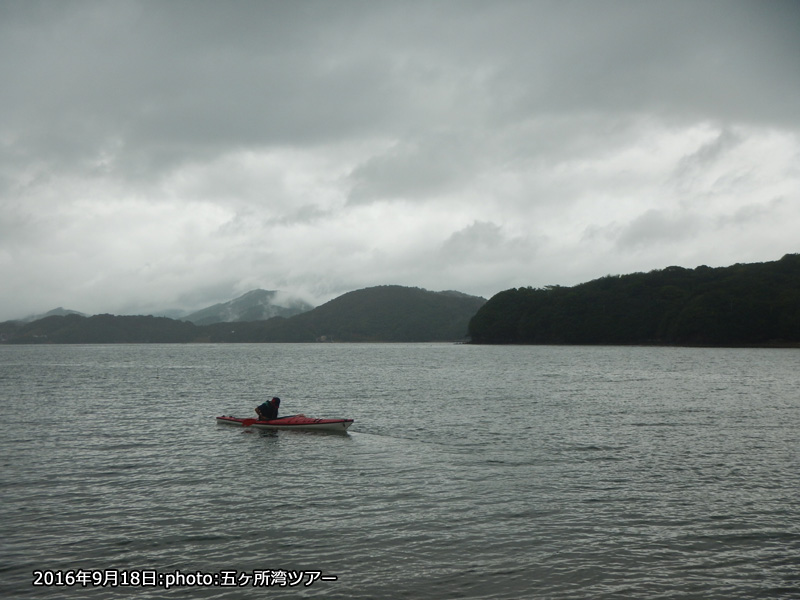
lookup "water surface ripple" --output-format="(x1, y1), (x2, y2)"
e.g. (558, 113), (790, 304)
(1, 344), (798, 598)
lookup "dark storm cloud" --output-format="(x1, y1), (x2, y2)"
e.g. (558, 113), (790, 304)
(1, 1), (397, 180)
(3, 0), (797, 180)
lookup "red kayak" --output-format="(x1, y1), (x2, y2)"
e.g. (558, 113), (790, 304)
(216, 415), (353, 432)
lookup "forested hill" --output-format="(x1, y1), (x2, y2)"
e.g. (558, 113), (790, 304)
(1, 286), (485, 344)
(266, 286), (487, 342)
(468, 254), (800, 346)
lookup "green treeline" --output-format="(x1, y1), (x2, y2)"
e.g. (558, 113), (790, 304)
(468, 254), (800, 345)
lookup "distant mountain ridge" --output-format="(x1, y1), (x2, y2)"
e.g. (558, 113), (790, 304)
(19, 307), (86, 323)
(182, 289), (313, 325)
(1, 285), (486, 343)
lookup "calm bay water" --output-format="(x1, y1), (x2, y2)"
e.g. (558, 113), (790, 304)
(1, 343), (798, 599)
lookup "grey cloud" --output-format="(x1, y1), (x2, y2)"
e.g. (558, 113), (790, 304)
(718, 197), (787, 228)
(682, 129), (742, 168)
(673, 127), (742, 177)
(616, 209), (703, 250)
(441, 221), (541, 261)
(4, 0), (798, 184)
(442, 221), (505, 254)
(0, 1), (397, 180)
(347, 135), (473, 204)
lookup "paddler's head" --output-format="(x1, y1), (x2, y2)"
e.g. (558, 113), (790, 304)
(272, 397), (280, 406)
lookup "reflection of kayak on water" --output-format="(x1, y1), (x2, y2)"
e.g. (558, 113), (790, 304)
(216, 415), (354, 432)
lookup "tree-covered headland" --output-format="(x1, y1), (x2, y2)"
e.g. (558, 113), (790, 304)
(469, 254), (800, 346)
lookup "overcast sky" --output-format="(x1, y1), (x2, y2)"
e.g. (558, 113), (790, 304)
(1, 0), (798, 320)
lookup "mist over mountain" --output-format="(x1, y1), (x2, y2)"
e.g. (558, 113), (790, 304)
(181, 289), (313, 325)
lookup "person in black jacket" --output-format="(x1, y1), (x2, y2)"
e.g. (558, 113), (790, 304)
(255, 397), (280, 421)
